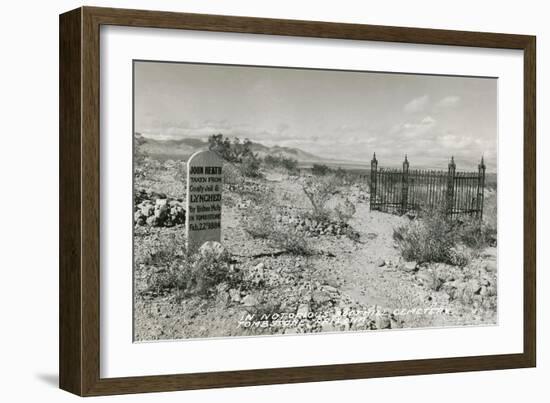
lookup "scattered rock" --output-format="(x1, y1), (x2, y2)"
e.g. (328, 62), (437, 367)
(229, 288), (241, 302)
(467, 279), (482, 295)
(216, 291), (230, 306)
(376, 258), (386, 267)
(140, 202), (154, 217)
(400, 261), (418, 272)
(312, 290), (332, 304)
(416, 270), (441, 291)
(479, 285), (488, 297)
(322, 285), (339, 294)
(375, 314), (391, 329)
(241, 294), (258, 307)
(216, 282), (229, 293)
(199, 241), (229, 261)
(296, 303), (310, 318)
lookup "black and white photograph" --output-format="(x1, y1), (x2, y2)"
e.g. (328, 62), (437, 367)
(132, 60), (498, 341)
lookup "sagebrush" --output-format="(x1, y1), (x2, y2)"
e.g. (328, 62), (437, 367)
(393, 207), (495, 266)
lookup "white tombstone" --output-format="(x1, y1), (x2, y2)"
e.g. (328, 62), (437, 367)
(185, 150), (223, 253)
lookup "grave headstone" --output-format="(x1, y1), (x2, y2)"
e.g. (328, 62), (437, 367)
(185, 150), (223, 253)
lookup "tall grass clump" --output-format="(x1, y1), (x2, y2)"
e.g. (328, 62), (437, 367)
(393, 206), (495, 266)
(141, 233), (240, 299)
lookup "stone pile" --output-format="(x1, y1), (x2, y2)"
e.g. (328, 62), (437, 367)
(134, 189), (186, 227)
(398, 259), (497, 311)
(275, 212), (352, 237)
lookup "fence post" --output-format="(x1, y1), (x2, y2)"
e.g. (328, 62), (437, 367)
(477, 156), (486, 220)
(446, 156), (456, 217)
(370, 152), (378, 211)
(401, 155), (409, 214)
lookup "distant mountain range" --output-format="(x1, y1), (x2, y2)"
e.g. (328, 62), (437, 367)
(134, 134), (494, 173)
(135, 133), (328, 165)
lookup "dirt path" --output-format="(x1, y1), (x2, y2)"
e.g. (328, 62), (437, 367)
(339, 204), (406, 309)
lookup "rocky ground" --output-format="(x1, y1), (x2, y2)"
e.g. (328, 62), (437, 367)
(133, 160), (497, 341)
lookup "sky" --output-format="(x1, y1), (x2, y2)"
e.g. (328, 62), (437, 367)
(134, 61), (497, 171)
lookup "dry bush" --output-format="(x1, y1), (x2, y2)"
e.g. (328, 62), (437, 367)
(140, 234), (239, 299)
(239, 154), (262, 178)
(393, 207), (467, 266)
(301, 175), (340, 221)
(245, 213), (312, 255)
(333, 197), (356, 224)
(269, 227), (311, 256)
(185, 249), (238, 297)
(311, 164), (330, 176)
(459, 215), (497, 250)
(263, 154), (299, 174)
(301, 176), (357, 231)
(243, 203), (277, 239)
(393, 206), (495, 266)
(243, 200), (311, 255)
(134, 156), (161, 182)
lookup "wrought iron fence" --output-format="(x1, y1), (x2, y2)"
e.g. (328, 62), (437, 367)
(369, 154), (486, 219)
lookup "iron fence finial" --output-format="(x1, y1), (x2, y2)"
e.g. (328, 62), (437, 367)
(449, 156), (456, 169)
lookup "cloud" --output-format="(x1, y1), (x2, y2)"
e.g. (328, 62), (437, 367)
(436, 95), (461, 108)
(392, 116), (437, 138)
(421, 116), (436, 125)
(404, 95), (429, 113)
(139, 119), (295, 142)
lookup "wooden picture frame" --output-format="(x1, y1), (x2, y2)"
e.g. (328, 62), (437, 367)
(59, 6), (536, 396)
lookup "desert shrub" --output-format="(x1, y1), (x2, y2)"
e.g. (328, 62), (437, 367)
(208, 134), (261, 178)
(458, 216), (497, 249)
(185, 249), (236, 297)
(301, 175), (358, 226)
(173, 161), (187, 182)
(242, 203), (311, 255)
(239, 154), (262, 178)
(264, 154), (299, 174)
(139, 232), (190, 295)
(223, 162), (243, 186)
(208, 134), (255, 162)
(393, 206), (495, 266)
(137, 232), (185, 266)
(311, 164), (330, 176)
(270, 227), (311, 255)
(333, 197), (356, 224)
(134, 156), (159, 181)
(243, 204), (277, 239)
(393, 207), (466, 265)
(263, 154), (278, 167)
(301, 175), (340, 220)
(141, 234), (240, 298)
(281, 157), (299, 173)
